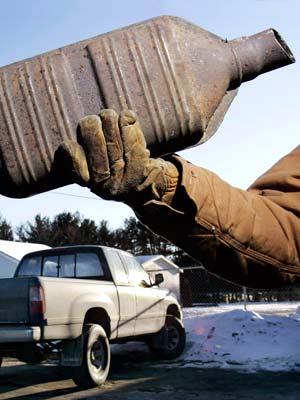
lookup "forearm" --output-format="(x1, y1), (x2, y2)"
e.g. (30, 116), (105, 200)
(63, 110), (300, 288)
(135, 155), (300, 288)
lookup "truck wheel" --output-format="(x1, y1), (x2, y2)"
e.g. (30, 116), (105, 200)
(151, 316), (186, 360)
(72, 324), (110, 388)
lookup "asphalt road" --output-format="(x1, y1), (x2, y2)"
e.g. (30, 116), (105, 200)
(1, 353), (300, 400)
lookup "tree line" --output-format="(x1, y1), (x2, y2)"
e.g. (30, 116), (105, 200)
(0, 213), (196, 267)
(3, 213), (294, 304)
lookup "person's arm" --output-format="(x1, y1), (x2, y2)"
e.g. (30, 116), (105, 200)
(59, 109), (300, 288)
(136, 151), (300, 288)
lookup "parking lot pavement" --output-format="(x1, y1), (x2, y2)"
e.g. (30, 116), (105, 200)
(1, 355), (300, 400)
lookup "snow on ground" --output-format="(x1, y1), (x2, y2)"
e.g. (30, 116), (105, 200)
(182, 305), (300, 371)
(111, 302), (300, 372)
(185, 302), (299, 317)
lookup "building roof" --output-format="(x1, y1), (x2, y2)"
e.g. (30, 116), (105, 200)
(137, 254), (181, 272)
(0, 240), (50, 261)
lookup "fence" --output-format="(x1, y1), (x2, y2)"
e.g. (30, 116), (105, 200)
(179, 266), (300, 307)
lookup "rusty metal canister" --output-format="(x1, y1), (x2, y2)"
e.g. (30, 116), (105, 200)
(0, 16), (295, 197)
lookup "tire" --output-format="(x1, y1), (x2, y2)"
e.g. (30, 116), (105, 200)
(151, 316), (186, 360)
(72, 324), (111, 388)
(0, 356), (2, 367)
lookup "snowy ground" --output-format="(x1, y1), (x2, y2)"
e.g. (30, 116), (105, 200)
(182, 303), (300, 372)
(112, 302), (300, 372)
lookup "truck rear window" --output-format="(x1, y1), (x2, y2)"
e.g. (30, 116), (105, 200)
(17, 256), (42, 276)
(17, 252), (105, 278)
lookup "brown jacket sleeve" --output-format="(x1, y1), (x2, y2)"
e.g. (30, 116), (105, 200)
(135, 146), (300, 289)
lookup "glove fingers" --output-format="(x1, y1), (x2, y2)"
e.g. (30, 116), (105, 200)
(99, 109), (124, 164)
(98, 109), (125, 197)
(78, 115), (110, 184)
(119, 110), (148, 157)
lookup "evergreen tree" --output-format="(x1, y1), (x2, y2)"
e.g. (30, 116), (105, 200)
(97, 220), (114, 246)
(0, 215), (14, 241)
(15, 212), (193, 268)
(170, 248), (200, 268)
(51, 212), (101, 246)
(78, 218), (99, 245)
(16, 214), (51, 244)
(114, 216), (172, 255)
(17, 212), (114, 247)
(50, 212), (81, 245)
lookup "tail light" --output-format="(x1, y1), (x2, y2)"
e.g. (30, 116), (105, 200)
(29, 285), (46, 323)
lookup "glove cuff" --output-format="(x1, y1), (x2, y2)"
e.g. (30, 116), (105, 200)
(127, 159), (179, 208)
(152, 161), (179, 205)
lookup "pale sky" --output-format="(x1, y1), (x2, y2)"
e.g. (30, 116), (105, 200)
(0, 0), (299, 231)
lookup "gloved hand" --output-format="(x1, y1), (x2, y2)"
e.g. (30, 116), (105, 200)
(59, 109), (179, 208)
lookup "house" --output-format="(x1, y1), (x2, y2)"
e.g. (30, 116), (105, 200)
(137, 255), (182, 301)
(0, 240), (50, 278)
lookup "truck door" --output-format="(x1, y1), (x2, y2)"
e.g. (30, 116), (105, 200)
(120, 253), (165, 336)
(104, 249), (136, 338)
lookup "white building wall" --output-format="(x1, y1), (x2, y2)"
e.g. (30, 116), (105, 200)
(143, 258), (181, 301)
(0, 253), (18, 278)
(0, 240), (50, 278)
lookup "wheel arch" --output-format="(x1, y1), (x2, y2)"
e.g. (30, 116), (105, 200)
(166, 304), (181, 320)
(83, 308), (111, 338)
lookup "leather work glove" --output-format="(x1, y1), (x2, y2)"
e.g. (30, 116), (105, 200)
(59, 109), (179, 208)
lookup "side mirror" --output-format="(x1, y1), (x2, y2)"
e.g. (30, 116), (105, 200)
(154, 273), (164, 286)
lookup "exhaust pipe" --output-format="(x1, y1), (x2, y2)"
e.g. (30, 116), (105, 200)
(229, 28), (295, 87)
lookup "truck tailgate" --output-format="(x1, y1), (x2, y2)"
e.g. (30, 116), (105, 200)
(0, 277), (39, 324)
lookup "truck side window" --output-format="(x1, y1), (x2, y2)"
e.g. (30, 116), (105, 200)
(43, 256), (59, 277)
(59, 254), (75, 278)
(122, 254), (151, 286)
(106, 250), (129, 285)
(76, 253), (104, 278)
(17, 256), (42, 276)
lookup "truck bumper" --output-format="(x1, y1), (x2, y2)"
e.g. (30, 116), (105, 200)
(0, 326), (41, 342)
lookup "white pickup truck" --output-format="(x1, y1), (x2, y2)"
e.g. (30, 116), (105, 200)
(0, 245), (185, 387)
